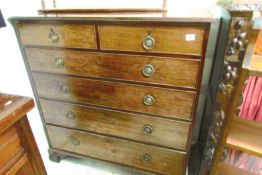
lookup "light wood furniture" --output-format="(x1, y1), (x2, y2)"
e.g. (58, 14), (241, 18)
(10, 9), (217, 175)
(0, 93), (46, 175)
(226, 118), (262, 157)
(217, 163), (254, 175)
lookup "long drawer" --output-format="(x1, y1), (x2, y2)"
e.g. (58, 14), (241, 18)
(40, 99), (190, 150)
(25, 48), (200, 89)
(33, 73), (195, 121)
(99, 25), (206, 56)
(17, 23), (97, 49)
(47, 125), (186, 175)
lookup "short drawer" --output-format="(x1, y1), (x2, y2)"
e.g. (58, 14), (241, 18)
(0, 127), (24, 170)
(99, 25), (206, 56)
(47, 125), (186, 175)
(26, 48), (200, 89)
(17, 23), (97, 49)
(40, 99), (190, 150)
(33, 73), (195, 121)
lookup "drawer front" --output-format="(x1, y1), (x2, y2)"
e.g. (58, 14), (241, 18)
(99, 25), (206, 56)
(40, 99), (190, 150)
(17, 23), (97, 49)
(47, 125), (186, 175)
(26, 48), (200, 89)
(0, 127), (24, 170)
(33, 73), (195, 120)
(6, 155), (35, 175)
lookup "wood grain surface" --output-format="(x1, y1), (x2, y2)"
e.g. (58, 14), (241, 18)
(226, 117), (262, 157)
(25, 48), (200, 89)
(47, 125), (186, 175)
(11, 16), (213, 175)
(40, 99), (190, 150)
(210, 69), (250, 175)
(0, 94), (34, 134)
(0, 93), (46, 175)
(33, 73), (195, 121)
(6, 154), (34, 175)
(217, 163), (254, 175)
(17, 23), (97, 49)
(38, 8), (167, 14)
(0, 127), (24, 173)
(99, 25), (205, 56)
(15, 117), (47, 175)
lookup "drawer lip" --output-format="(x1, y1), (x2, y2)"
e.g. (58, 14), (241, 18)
(33, 72), (196, 121)
(25, 47), (201, 90)
(47, 125), (187, 175)
(40, 99), (191, 151)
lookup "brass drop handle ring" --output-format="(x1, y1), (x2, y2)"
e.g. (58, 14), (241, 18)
(143, 95), (154, 106)
(143, 154), (152, 163)
(142, 64), (155, 77)
(71, 137), (80, 146)
(61, 84), (70, 93)
(66, 112), (75, 120)
(143, 125), (153, 134)
(142, 35), (155, 50)
(54, 57), (64, 67)
(48, 28), (59, 43)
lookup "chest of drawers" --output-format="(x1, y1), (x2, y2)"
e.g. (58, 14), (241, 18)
(11, 15), (216, 175)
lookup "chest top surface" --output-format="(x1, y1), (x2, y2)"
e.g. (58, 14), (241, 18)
(0, 93), (34, 133)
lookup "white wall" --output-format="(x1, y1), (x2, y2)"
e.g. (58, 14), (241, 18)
(0, 0), (53, 174)
(0, 0), (53, 173)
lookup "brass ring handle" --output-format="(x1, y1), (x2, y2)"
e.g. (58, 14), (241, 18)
(61, 84), (70, 93)
(48, 28), (59, 43)
(142, 64), (155, 77)
(143, 125), (153, 134)
(66, 112), (75, 120)
(143, 154), (152, 163)
(143, 95), (154, 106)
(71, 137), (80, 146)
(142, 35), (155, 50)
(54, 57), (64, 67)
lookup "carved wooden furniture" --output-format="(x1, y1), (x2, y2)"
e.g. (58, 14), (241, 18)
(10, 10), (217, 175)
(200, 10), (262, 175)
(0, 93), (46, 175)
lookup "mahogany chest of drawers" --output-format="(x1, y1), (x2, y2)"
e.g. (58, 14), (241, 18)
(0, 94), (46, 175)
(11, 15), (215, 175)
